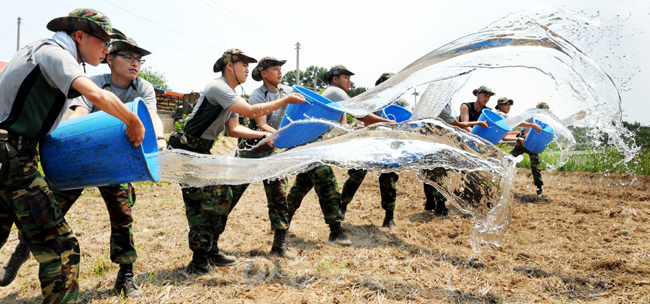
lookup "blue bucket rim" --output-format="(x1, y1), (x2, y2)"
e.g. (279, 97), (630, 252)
(129, 98), (160, 183)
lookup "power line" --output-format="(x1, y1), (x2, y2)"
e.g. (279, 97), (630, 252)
(200, 0), (294, 46)
(102, 0), (220, 49)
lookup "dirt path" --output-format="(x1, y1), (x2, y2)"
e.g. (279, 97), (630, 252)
(1, 168), (648, 303)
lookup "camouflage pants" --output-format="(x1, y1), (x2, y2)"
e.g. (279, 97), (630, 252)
(422, 168), (448, 206)
(52, 183), (137, 265)
(0, 150), (79, 304)
(511, 142), (543, 187)
(182, 183), (248, 252)
(286, 165), (342, 225)
(341, 169), (399, 211)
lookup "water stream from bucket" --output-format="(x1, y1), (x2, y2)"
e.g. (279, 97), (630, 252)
(154, 6), (640, 252)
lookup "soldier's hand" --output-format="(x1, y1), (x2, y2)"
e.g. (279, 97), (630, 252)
(532, 124), (542, 132)
(286, 93), (306, 104)
(125, 119), (145, 147)
(478, 121), (488, 128)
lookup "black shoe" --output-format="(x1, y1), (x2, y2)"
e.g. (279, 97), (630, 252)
(114, 265), (143, 298)
(208, 240), (237, 267)
(328, 222), (352, 246)
(186, 251), (212, 275)
(536, 186), (543, 196)
(381, 210), (396, 228)
(270, 229), (297, 259)
(0, 242), (30, 287)
(434, 202), (449, 217)
(424, 200), (436, 212)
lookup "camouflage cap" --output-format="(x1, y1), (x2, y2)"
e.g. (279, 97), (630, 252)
(102, 37), (152, 64)
(323, 65), (355, 82)
(213, 48), (258, 73)
(536, 102), (550, 109)
(47, 8), (119, 40)
(472, 85), (496, 96)
(497, 97), (514, 105)
(251, 57), (287, 81)
(375, 72), (394, 86)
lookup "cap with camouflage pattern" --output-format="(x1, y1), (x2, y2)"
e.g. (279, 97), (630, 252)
(47, 8), (119, 40)
(497, 97), (514, 105)
(251, 57), (287, 81)
(102, 37), (151, 64)
(375, 72), (394, 86)
(472, 85), (496, 96)
(213, 48), (258, 73)
(536, 102), (550, 109)
(323, 65), (355, 82)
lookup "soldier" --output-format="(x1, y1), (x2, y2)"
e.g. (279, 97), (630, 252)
(287, 65), (391, 244)
(422, 102), (488, 215)
(340, 72), (408, 228)
(233, 56), (296, 259)
(0, 35), (159, 298)
(0, 8), (145, 304)
(509, 102), (549, 195)
(167, 49), (305, 275)
(459, 85), (495, 132)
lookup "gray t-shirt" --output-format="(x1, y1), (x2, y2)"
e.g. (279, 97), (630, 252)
(438, 104), (456, 124)
(183, 76), (240, 140)
(69, 74), (157, 113)
(248, 84), (293, 130)
(321, 85), (348, 123)
(0, 38), (85, 138)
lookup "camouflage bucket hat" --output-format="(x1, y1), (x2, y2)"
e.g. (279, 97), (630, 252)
(375, 72), (394, 86)
(472, 85), (496, 96)
(102, 37), (152, 64)
(251, 57), (287, 81)
(213, 48), (258, 73)
(47, 8), (118, 40)
(323, 65), (355, 82)
(536, 102), (550, 109)
(497, 97), (514, 105)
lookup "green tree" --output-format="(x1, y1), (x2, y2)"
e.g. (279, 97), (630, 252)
(138, 67), (171, 91)
(347, 82), (367, 98)
(282, 65), (328, 91)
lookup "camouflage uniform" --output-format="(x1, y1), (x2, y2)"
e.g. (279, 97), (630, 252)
(340, 169), (399, 212)
(51, 184), (137, 264)
(422, 168), (448, 208)
(286, 165), (343, 225)
(0, 150), (80, 304)
(510, 138), (543, 187)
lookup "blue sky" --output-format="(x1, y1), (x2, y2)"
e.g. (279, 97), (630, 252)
(1, 0), (648, 124)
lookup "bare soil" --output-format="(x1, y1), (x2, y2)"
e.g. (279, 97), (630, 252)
(1, 164), (649, 303)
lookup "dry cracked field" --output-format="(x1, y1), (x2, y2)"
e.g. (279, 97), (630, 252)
(1, 165), (649, 303)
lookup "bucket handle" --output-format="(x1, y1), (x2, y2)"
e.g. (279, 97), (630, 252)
(386, 114), (396, 121)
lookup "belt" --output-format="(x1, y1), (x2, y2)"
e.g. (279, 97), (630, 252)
(0, 130), (40, 151)
(169, 131), (214, 154)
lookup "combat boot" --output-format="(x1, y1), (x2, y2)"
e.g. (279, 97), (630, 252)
(328, 222), (352, 246)
(208, 238), (237, 267)
(270, 229), (297, 259)
(114, 264), (143, 298)
(0, 242), (30, 286)
(424, 200), (436, 212)
(381, 210), (396, 228)
(186, 250), (212, 275)
(434, 201), (449, 217)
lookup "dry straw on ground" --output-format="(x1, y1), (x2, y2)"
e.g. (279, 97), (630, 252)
(1, 163), (649, 303)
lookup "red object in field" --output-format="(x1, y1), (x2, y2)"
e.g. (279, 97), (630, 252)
(503, 131), (519, 141)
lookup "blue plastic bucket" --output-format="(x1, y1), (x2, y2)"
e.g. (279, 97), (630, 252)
(40, 98), (160, 190)
(274, 85), (345, 148)
(381, 105), (412, 122)
(524, 120), (554, 154)
(470, 109), (512, 145)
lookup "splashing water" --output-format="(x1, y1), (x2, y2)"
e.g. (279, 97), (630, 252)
(155, 6), (637, 252)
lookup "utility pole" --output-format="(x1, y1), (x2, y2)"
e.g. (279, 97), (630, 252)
(412, 87), (420, 104)
(17, 17), (21, 51)
(295, 42), (300, 86)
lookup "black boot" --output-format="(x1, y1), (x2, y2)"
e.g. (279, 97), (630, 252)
(270, 229), (297, 259)
(424, 200), (436, 212)
(328, 222), (352, 246)
(208, 238), (237, 267)
(0, 242), (30, 286)
(186, 250), (212, 275)
(434, 201), (449, 217)
(114, 264), (143, 298)
(382, 210), (396, 228)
